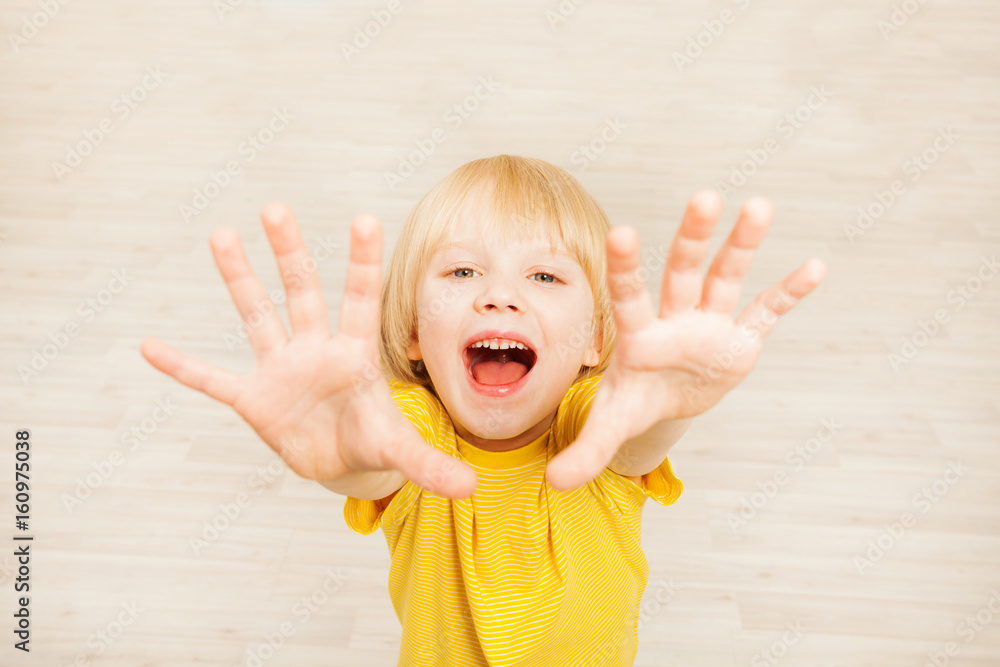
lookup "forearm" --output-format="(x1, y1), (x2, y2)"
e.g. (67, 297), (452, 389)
(318, 468), (407, 500)
(608, 417), (693, 477)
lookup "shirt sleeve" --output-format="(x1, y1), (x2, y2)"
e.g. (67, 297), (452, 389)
(342, 380), (446, 535)
(553, 373), (684, 518)
(343, 480), (423, 535)
(598, 454), (684, 512)
(550, 373), (603, 454)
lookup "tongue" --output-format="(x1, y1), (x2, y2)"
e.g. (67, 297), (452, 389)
(471, 352), (529, 386)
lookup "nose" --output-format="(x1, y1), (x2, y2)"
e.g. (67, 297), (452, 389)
(474, 274), (524, 314)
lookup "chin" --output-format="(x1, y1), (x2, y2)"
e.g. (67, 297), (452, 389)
(458, 407), (531, 440)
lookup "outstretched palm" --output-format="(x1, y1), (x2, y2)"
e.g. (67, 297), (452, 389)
(547, 191), (826, 490)
(141, 203), (476, 498)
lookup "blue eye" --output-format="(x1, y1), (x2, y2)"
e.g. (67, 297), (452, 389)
(448, 267), (558, 283)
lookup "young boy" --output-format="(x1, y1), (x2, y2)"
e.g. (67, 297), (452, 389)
(141, 155), (825, 666)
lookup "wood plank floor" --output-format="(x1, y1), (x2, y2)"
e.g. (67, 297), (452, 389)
(1, 1), (998, 665)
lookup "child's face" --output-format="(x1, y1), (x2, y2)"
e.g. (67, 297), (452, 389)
(406, 203), (601, 451)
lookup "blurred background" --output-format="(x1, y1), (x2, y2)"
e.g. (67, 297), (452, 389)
(2, 0), (998, 665)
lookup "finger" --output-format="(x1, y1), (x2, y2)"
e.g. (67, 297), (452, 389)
(209, 227), (289, 358)
(606, 226), (657, 336)
(338, 214), (383, 341)
(546, 411), (627, 492)
(734, 258), (827, 340)
(260, 202), (332, 337)
(699, 197), (773, 314)
(384, 429), (478, 499)
(660, 190), (724, 315)
(140, 337), (243, 406)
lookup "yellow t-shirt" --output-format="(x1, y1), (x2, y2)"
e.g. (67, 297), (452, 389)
(344, 373), (683, 667)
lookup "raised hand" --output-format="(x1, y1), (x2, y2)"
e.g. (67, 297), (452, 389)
(546, 191), (827, 491)
(141, 203), (476, 499)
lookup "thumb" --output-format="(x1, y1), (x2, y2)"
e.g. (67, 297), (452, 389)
(545, 411), (625, 492)
(388, 432), (478, 499)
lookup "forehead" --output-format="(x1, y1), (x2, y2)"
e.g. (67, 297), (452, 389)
(437, 192), (573, 258)
(442, 218), (571, 256)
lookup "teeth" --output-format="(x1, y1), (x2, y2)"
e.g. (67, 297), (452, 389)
(470, 338), (529, 350)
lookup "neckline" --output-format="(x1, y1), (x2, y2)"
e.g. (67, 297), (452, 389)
(456, 429), (550, 470)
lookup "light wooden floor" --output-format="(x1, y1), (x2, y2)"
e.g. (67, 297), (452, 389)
(2, 1), (999, 665)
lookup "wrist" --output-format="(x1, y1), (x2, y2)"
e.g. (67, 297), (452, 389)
(318, 469), (406, 500)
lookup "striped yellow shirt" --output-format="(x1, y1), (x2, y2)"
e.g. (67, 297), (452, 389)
(344, 373), (683, 667)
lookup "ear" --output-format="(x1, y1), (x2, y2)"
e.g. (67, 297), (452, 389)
(583, 321), (602, 367)
(405, 337), (422, 361)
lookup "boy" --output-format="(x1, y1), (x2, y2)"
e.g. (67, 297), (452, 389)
(141, 155), (825, 666)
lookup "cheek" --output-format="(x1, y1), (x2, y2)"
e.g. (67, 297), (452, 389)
(543, 292), (592, 326)
(424, 281), (473, 318)
(543, 301), (596, 359)
(415, 284), (443, 323)
(419, 296), (459, 330)
(414, 287), (464, 351)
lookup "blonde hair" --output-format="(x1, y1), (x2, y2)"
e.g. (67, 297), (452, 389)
(379, 154), (617, 390)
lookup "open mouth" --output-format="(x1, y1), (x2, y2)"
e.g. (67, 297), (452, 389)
(464, 339), (538, 387)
